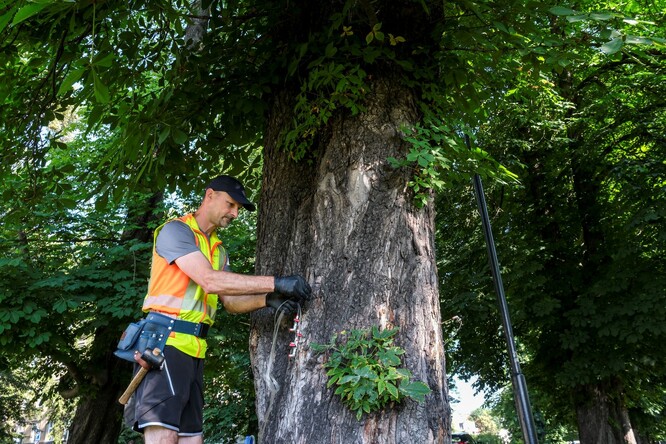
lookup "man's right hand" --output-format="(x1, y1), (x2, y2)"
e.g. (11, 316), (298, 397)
(266, 292), (299, 315)
(274, 275), (312, 302)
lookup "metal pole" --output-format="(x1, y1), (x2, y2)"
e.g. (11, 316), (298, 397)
(465, 134), (539, 444)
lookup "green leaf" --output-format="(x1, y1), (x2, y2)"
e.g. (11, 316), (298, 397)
(339, 375), (360, 385)
(53, 300), (68, 314)
(0, 6), (16, 33)
(158, 126), (170, 144)
(399, 381), (431, 402)
(11, 2), (49, 26)
(378, 349), (401, 366)
(87, 105), (105, 129)
(372, 325), (398, 340)
(625, 35), (653, 45)
(589, 12), (614, 21)
(395, 368), (412, 379)
(385, 382), (398, 399)
(299, 42), (308, 58)
(354, 366), (378, 380)
(9, 311), (21, 323)
(324, 42), (337, 58)
(352, 384), (366, 400)
(566, 14), (588, 23)
(32, 333), (50, 346)
(327, 374), (341, 388)
(406, 150), (420, 162)
(378, 379), (386, 395)
(92, 71), (110, 103)
(93, 52), (115, 68)
(601, 38), (623, 55)
(29, 309), (47, 323)
(172, 128), (188, 144)
(549, 6), (575, 16)
(493, 21), (508, 34)
(59, 198), (77, 209)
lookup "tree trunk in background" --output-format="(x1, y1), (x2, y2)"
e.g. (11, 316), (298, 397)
(250, 76), (450, 443)
(576, 382), (637, 444)
(68, 192), (163, 443)
(66, 354), (129, 444)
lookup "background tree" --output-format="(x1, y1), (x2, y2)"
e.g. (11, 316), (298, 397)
(1, 358), (33, 443)
(488, 387), (579, 443)
(470, 407), (500, 436)
(440, 3), (666, 442)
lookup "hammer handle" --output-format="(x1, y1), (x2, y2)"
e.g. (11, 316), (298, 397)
(119, 367), (148, 405)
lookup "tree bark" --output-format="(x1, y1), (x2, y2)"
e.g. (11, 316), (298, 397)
(575, 382), (637, 444)
(250, 76), (450, 443)
(66, 352), (129, 444)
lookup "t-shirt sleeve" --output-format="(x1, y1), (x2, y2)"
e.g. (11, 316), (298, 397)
(155, 221), (200, 264)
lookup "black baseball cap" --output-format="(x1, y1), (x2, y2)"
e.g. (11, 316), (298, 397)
(206, 175), (256, 212)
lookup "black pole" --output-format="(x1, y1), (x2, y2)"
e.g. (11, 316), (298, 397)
(465, 134), (539, 444)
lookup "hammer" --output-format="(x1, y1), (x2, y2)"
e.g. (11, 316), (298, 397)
(118, 348), (164, 405)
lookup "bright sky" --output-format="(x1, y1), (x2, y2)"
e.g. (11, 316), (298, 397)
(450, 376), (487, 416)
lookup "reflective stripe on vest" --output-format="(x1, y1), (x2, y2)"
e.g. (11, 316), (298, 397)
(142, 213), (226, 358)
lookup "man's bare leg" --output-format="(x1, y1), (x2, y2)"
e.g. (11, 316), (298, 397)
(144, 426), (178, 444)
(144, 426), (203, 444)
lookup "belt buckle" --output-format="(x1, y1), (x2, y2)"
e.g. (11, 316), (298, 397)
(197, 323), (209, 338)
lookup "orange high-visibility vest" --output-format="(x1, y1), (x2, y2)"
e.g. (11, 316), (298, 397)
(142, 213), (225, 358)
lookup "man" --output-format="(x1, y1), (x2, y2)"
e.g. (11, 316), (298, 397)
(128, 175), (312, 443)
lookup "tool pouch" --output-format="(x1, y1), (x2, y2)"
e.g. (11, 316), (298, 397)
(113, 318), (170, 363)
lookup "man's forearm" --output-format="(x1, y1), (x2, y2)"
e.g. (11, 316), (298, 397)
(174, 252), (275, 296)
(219, 294), (267, 313)
(202, 270), (274, 295)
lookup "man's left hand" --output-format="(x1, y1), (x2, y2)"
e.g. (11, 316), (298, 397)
(274, 275), (312, 303)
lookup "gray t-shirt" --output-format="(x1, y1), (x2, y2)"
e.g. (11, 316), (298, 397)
(155, 220), (230, 270)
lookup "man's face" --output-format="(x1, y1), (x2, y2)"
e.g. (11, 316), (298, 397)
(210, 190), (240, 228)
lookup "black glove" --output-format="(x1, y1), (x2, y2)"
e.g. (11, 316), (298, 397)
(266, 292), (299, 316)
(274, 275), (312, 303)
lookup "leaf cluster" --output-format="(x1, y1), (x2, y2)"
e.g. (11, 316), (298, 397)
(277, 13), (413, 160)
(311, 326), (431, 420)
(390, 118), (521, 207)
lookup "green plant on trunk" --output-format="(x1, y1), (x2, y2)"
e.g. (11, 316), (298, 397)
(311, 326), (431, 420)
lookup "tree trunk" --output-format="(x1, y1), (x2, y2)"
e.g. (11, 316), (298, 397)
(250, 76), (449, 443)
(67, 353), (130, 444)
(575, 382), (637, 444)
(67, 192), (163, 443)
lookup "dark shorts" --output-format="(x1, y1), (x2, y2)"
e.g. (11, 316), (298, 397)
(131, 345), (204, 436)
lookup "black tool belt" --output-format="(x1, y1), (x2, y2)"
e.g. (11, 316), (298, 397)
(114, 312), (211, 363)
(145, 312), (210, 339)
